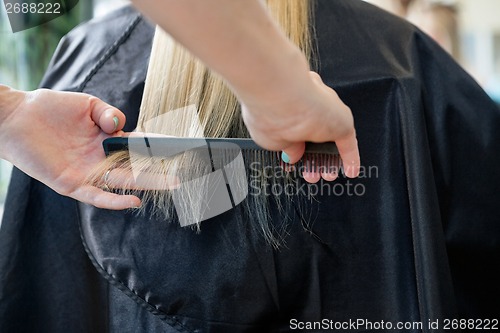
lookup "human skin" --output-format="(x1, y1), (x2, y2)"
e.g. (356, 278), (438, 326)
(0, 85), (141, 209)
(0, 1), (361, 209)
(132, 0), (361, 179)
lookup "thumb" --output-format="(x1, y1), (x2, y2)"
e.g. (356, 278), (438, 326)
(89, 97), (126, 134)
(282, 142), (306, 164)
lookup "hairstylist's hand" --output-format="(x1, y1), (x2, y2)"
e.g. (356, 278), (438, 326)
(0, 86), (141, 209)
(240, 71), (360, 182)
(130, 1), (359, 183)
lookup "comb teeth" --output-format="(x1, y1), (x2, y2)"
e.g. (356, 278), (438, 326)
(301, 153), (342, 178)
(300, 153), (342, 178)
(221, 150), (342, 179)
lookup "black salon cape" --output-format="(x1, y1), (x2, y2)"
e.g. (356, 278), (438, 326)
(1, 2), (499, 332)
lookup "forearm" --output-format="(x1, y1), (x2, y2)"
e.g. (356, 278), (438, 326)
(131, 0), (311, 111)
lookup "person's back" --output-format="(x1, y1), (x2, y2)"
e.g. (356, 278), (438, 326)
(1, 1), (499, 332)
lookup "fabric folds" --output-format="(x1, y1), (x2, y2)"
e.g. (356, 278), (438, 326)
(0, 1), (498, 332)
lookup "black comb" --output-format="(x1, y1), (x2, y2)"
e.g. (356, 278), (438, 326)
(103, 137), (342, 175)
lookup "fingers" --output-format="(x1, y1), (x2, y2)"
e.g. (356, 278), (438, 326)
(321, 154), (340, 181)
(89, 97), (126, 134)
(280, 136), (359, 183)
(106, 168), (180, 191)
(71, 165), (181, 210)
(335, 132), (360, 178)
(303, 164), (321, 183)
(300, 153), (340, 183)
(72, 185), (142, 210)
(282, 142), (305, 164)
(311, 70), (360, 179)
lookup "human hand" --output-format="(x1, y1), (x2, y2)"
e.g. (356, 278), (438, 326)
(239, 71), (360, 183)
(95, 133), (181, 191)
(0, 87), (141, 209)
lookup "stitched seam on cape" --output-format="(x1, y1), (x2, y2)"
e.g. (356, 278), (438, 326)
(76, 13), (142, 93)
(75, 203), (195, 333)
(71, 16), (196, 332)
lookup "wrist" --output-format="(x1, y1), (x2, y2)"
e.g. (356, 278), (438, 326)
(0, 85), (24, 123)
(0, 85), (25, 160)
(233, 47), (312, 114)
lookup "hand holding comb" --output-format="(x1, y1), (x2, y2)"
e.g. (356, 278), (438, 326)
(103, 137), (343, 183)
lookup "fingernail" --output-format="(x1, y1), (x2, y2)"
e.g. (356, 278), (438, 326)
(281, 151), (290, 163)
(112, 116), (119, 132)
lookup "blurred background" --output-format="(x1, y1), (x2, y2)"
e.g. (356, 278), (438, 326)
(365, 0), (500, 101)
(0, 0), (499, 221)
(0, 0), (129, 222)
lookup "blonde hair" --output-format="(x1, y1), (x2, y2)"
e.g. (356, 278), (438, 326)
(87, 0), (314, 246)
(139, 0), (312, 136)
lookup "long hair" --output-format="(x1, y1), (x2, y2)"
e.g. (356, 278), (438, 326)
(87, 0), (315, 246)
